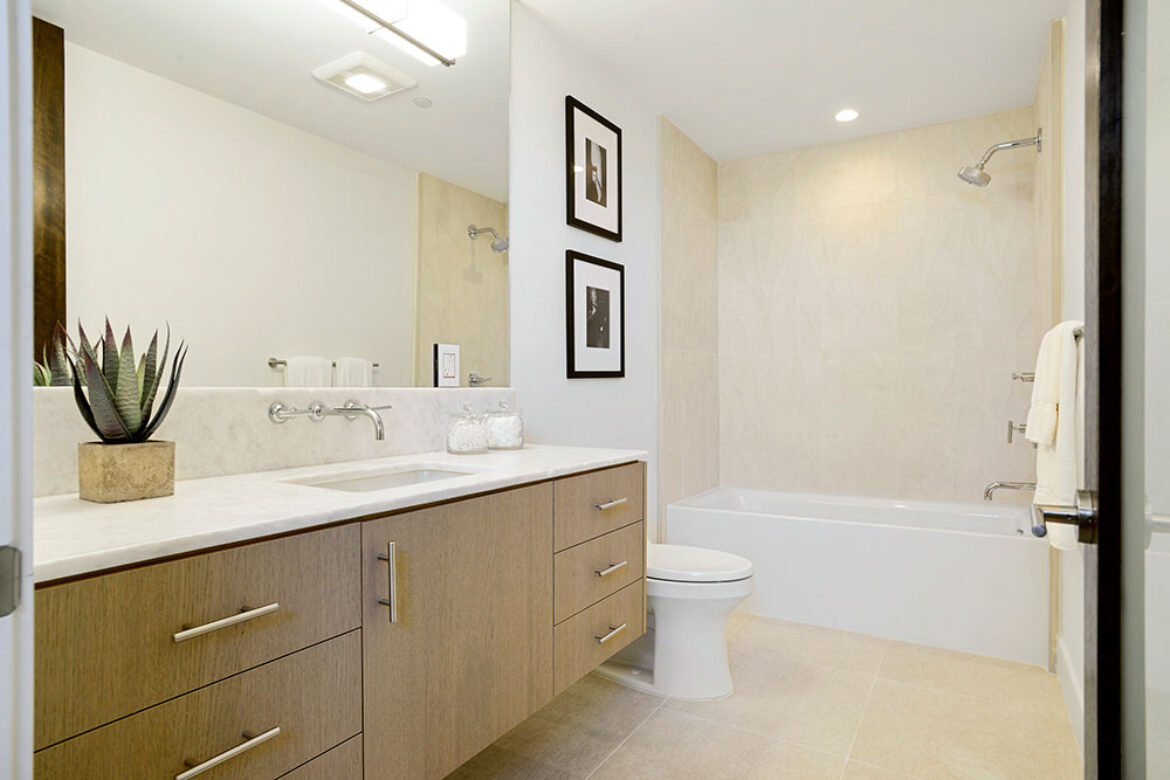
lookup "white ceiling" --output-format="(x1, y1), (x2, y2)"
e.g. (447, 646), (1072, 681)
(32, 0), (510, 201)
(520, 0), (1071, 161)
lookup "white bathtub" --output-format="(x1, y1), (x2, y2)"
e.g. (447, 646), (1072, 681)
(668, 488), (1050, 667)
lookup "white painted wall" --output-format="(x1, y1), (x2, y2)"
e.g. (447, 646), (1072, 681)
(1, 1), (35, 776)
(1057, 0), (1087, 752)
(509, 3), (660, 526)
(64, 43), (419, 387)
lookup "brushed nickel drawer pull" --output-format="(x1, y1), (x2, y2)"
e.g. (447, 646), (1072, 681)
(377, 541), (398, 623)
(595, 561), (628, 578)
(594, 623), (627, 645)
(176, 726), (281, 779)
(594, 497), (628, 511)
(172, 602), (280, 643)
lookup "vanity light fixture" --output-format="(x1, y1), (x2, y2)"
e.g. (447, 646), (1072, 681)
(327, 0), (467, 68)
(313, 52), (418, 101)
(835, 108), (860, 123)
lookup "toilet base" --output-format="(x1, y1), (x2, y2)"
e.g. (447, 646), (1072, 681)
(596, 575), (753, 701)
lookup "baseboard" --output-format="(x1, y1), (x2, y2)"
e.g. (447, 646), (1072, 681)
(1056, 635), (1085, 753)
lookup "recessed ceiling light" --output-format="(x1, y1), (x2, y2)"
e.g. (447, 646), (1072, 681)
(835, 108), (859, 123)
(313, 52), (417, 101)
(344, 72), (389, 95)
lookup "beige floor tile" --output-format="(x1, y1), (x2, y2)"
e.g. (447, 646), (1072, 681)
(878, 640), (1065, 715)
(849, 679), (1081, 779)
(732, 616), (889, 675)
(590, 709), (844, 780)
(727, 610), (752, 637)
(842, 761), (917, 779)
(666, 643), (873, 755)
(445, 745), (571, 779)
(485, 674), (663, 777)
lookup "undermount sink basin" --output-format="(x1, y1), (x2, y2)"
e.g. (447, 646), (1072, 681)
(288, 465), (477, 493)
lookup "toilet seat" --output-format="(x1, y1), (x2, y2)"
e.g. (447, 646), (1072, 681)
(647, 544), (753, 583)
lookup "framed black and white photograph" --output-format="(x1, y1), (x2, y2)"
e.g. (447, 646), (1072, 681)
(565, 96), (622, 241)
(566, 250), (624, 378)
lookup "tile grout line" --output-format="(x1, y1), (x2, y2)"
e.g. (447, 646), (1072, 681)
(662, 706), (850, 764)
(838, 639), (889, 779)
(582, 695), (667, 779)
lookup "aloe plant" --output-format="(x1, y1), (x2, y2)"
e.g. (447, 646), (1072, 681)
(33, 323), (77, 387)
(70, 319), (188, 444)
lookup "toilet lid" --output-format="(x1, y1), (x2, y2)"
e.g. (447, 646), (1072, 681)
(647, 544), (754, 583)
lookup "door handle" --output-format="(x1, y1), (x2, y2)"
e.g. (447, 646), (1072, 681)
(1032, 489), (1098, 543)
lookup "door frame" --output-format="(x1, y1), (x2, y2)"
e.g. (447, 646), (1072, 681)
(1084, 0), (1143, 774)
(0, 1), (35, 779)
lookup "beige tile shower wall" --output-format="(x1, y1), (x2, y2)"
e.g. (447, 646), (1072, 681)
(1033, 19), (1065, 328)
(414, 173), (510, 387)
(659, 119), (720, 532)
(718, 108), (1045, 502)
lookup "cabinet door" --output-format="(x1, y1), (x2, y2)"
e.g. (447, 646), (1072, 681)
(362, 484), (554, 780)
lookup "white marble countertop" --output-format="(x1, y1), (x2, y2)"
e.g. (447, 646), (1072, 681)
(34, 445), (646, 583)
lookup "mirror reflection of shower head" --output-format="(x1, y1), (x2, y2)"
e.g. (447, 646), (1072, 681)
(957, 128), (1042, 187)
(468, 224), (509, 253)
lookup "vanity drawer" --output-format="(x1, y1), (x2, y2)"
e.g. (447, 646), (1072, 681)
(282, 735), (362, 780)
(35, 524), (361, 749)
(554, 462), (644, 551)
(554, 521), (644, 623)
(34, 630), (362, 780)
(554, 580), (644, 694)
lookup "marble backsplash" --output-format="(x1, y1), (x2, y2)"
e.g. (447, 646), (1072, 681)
(34, 386), (516, 497)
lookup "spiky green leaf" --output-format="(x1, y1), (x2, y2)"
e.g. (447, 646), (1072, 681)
(71, 355), (100, 439)
(80, 349), (132, 442)
(142, 342), (187, 441)
(101, 319), (120, 391)
(34, 361), (50, 386)
(139, 329), (159, 411)
(141, 325), (170, 424)
(114, 327), (143, 434)
(48, 325), (73, 385)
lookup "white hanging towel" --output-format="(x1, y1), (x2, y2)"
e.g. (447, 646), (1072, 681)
(335, 357), (373, 388)
(1025, 320), (1085, 549)
(283, 356), (332, 387)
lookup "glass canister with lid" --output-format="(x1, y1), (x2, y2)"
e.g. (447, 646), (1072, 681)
(447, 403), (489, 455)
(487, 401), (524, 450)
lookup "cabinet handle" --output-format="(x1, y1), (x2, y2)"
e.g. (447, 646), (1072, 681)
(377, 541), (398, 623)
(595, 561), (628, 578)
(176, 726), (281, 780)
(594, 497), (628, 511)
(593, 623), (627, 645)
(172, 602), (280, 643)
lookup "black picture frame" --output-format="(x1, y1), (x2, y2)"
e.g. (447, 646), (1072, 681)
(565, 250), (625, 378)
(565, 96), (623, 242)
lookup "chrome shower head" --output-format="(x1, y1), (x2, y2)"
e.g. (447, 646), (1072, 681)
(957, 165), (991, 187)
(468, 224), (509, 254)
(957, 129), (1042, 187)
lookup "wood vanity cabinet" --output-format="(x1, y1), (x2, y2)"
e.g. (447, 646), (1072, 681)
(33, 461), (646, 779)
(362, 484), (555, 779)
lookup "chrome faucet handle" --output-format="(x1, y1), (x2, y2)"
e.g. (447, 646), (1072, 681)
(468, 373), (491, 387)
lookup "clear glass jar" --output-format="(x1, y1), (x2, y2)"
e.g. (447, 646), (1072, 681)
(447, 404), (489, 455)
(487, 401), (524, 450)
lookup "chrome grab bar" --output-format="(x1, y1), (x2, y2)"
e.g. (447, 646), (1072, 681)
(173, 603), (280, 643)
(593, 623), (627, 645)
(377, 542), (398, 623)
(594, 497), (628, 511)
(1152, 514), (1170, 534)
(595, 561), (628, 578)
(176, 727), (281, 779)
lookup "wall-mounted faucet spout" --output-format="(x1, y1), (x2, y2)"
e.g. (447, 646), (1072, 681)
(269, 400), (392, 440)
(983, 481), (1036, 501)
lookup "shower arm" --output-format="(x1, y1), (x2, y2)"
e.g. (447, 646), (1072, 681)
(974, 133), (1042, 170)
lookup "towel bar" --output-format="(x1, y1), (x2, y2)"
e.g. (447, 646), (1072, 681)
(268, 358), (380, 370)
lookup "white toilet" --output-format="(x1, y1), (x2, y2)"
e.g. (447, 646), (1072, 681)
(597, 543), (754, 700)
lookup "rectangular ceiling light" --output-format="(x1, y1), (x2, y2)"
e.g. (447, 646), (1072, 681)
(312, 52), (418, 101)
(372, 0), (467, 68)
(326, 0), (467, 68)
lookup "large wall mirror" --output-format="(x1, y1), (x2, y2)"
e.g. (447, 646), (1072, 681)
(31, 0), (510, 387)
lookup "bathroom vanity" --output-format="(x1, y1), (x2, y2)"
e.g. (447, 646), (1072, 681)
(31, 449), (646, 779)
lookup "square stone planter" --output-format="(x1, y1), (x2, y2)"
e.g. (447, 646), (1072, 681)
(78, 440), (175, 503)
